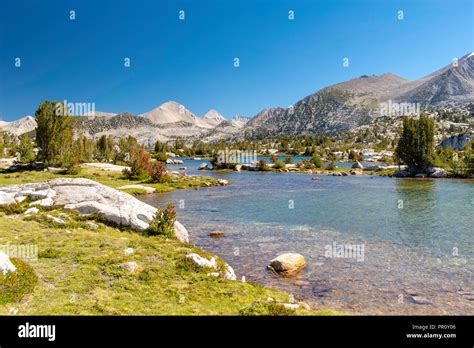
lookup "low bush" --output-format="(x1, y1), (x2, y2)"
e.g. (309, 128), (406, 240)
(311, 154), (324, 168)
(148, 161), (167, 183)
(0, 258), (38, 305)
(239, 300), (296, 316)
(297, 160), (315, 170)
(148, 202), (176, 238)
(153, 152), (168, 162)
(257, 159), (268, 171)
(123, 148), (151, 180)
(0, 203), (24, 215)
(273, 160), (286, 170)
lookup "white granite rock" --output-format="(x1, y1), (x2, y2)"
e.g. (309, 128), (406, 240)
(0, 252), (16, 275)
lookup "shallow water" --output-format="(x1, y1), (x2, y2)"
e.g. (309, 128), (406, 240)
(141, 159), (474, 314)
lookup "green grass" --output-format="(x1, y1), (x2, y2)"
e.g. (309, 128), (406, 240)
(0, 211), (342, 315)
(0, 165), (219, 194)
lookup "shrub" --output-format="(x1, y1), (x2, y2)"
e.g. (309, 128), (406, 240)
(148, 202), (176, 238)
(153, 152), (168, 162)
(0, 203), (24, 215)
(257, 159), (267, 171)
(273, 160), (286, 170)
(124, 148), (151, 180)
(0, 258), (38, 305)
(148, 161), (167, 183)
(64, 155), (81, 175)
(284, 155), (293, 164)
(17, 134), (36, 163)
(325, 162), (337, 170)
(311, 154), (323, 168)
(297, 160), (315, 170)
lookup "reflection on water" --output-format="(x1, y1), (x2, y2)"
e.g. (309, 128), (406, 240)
(395, 180), (438, 248)
(141, 161), (474, 314)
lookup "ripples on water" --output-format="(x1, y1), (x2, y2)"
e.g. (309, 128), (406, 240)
(141, 160), (474, 314)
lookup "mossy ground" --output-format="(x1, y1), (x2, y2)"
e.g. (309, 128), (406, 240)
(0, 257), (38, 305)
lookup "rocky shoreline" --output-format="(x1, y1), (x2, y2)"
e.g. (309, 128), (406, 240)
(198, 160), (458, 179)
(0, 177), (316, 314)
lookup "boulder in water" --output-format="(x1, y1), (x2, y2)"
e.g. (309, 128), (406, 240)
(268, 253), (306, 276)
(393, 170), (410, 177)
(198, 163), (209, 170)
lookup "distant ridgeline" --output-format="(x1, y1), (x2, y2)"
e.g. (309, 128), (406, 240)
(1, 52), (473, 144)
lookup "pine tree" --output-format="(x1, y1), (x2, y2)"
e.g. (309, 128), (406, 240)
(17, 134), (35, 163)
(35, 100), (74, 167)
(395, 115), (435, 174)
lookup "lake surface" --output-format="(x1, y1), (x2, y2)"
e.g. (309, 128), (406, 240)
(141, 159), (474, 314)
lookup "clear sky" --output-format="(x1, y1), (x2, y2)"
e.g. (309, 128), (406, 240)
(0, 0), (473, 121)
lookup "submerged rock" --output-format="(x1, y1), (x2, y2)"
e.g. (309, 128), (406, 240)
(268, 253), (306, 276)
(209, 231), (225, 237)
(198, 163), (209, 170)
(393, 170), (410, 177)
(352, 161), (364, 169)
(409, 295), (432, 305)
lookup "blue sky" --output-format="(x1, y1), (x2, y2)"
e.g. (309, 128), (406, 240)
(0, 0), (473, 121)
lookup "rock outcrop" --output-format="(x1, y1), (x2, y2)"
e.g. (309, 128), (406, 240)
(174, 221), (189, 243)
(118, 184), (156, 194)
(0, 192), (15, 206)
(186, 253), (236, 280)
(0, 178), (188, 241)
(426, 167), (448, 178)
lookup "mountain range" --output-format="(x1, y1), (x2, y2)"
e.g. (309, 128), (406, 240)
(1, 52), (473, 143)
